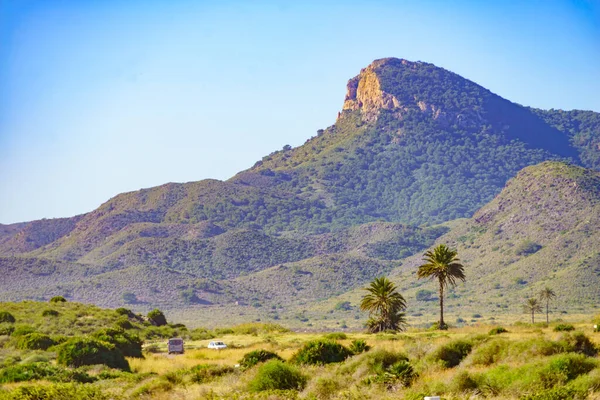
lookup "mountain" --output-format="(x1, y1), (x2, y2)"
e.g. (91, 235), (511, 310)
(382, 161), (600, 321)
(1, 58), (600, 327)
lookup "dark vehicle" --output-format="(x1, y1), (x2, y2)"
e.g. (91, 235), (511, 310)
(168, 337), (184, 354)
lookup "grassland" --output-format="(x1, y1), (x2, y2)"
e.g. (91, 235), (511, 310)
(2, 301), (600, 399)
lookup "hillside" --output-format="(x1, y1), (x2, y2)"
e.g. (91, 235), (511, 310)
(1, 58), (600, 325)
(349, 162), (600, 324)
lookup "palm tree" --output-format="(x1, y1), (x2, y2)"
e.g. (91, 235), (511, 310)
(523, 298), (543, 324)
(538, 287), (556, 324)
(417, 244), (465, 330)
(360, 277), (407, 333)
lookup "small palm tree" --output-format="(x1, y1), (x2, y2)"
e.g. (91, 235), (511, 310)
(523, 298), (543, 324)
(360, 277), (407, 333)
(417, 244), (465, 330)
(538, 287), (556, 324)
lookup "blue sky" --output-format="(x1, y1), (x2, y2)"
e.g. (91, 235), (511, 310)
(1, 0), (599, 224)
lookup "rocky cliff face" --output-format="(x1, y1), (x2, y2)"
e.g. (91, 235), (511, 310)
(342, 58), (404, 122)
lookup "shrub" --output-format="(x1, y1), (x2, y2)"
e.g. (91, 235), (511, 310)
(16, 333), (56, 350)
(114, 318), (134, 330)
(384, 360), (416, 386)
(239, 350), (282, 370)
(429, 321), (449, 330)
(559, 332), (598, 356)
(49, 296), (66, 303)
(147, 309), (167, 326)
(290, 340), (352, 365)
(190, 328), (215, 340)
(57, 337), (130, 371)
(542, 353), (597, 381)
(553, 323), (575, 332)
(0, 311), (15, 323)
(416, 289), (434, 302)
(189, 364), (235, 383)
(115, 307), (132, 316)
(515, 240), (542, 256)
(91, 327), (143, 358)
(358, 349), (409, 375)
(248, 360), (307, 391)
(429, 339), (473, 368)
(324, 332), (347, 340)
(520, 386), (587, 400)
(0, 382), (109, 399)
(42, 309), (60, 317)
(0, 363), (94, 384)
(11, 325), (36, 337)
(489, 327), (508, 335)
(349, 339), (371, 354)
(0, 324), (15, 336)
(451, 370), (479, 393)
(465, 338), (509, 366)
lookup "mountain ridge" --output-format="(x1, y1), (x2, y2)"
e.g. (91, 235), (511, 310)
(2, 58), (600, 326)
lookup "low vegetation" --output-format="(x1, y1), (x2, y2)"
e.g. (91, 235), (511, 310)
(0, 301), (600, 399)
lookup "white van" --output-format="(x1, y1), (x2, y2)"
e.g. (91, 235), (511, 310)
(168, 338), (184, 354)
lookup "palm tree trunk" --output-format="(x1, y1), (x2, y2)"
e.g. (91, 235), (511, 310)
(439, 279), (444, 328)
(546, 301), (549, 324)
(531, 309), (534, 324)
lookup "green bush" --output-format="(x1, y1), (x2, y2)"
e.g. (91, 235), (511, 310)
(520, 386), (587, 400)
(114, 318), (134, 330)
(248, 360), (307, 391)
(559, 331), (598, 356)
(553, 323), (575, 332)
(115, 307), (132, 316)
(190, 328), (215, 340)
(0, 324), (15, 336)
(290, 340), (352, 365)
(91, 327), (143, 358)
(350, 349), (409, 377)
(465, 338), (509, 366)
(0, 363), (94, 384)
(42, 309), (60, 317)
(450, 370), (479, 393)
(57, 337), (130, 371)
(16, 333), (56, 350)
(0, 382), (109, 400)
(349, 339), (370, 354)
(429, 339), (473, 368)
(489, 327), (508, 335)
(49, 296), (67, 303)
(189, 364), (235, 383)
(324, 332), (347, 340)
(384, 360), (416, 386)
(147, 309), (167, 326)
(475, 353), (597, 397)
(515, 240), (542, 256)
(239, 350), (282, 370)
(429, 321), (449, 330)
(0, 311), (15, 323)
(11, 325), (36, 337)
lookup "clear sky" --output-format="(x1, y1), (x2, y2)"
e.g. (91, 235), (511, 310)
(1, 0), (599, 224)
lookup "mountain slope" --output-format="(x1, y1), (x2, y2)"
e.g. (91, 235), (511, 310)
(375, 161), (600, 320)
(1, 58), (600, 324)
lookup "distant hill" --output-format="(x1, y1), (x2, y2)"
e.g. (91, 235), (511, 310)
(380, 162), (600, 320)
(1, 58), (599, 326)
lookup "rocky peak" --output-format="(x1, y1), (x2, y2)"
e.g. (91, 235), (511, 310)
(341, 58), (407, 122)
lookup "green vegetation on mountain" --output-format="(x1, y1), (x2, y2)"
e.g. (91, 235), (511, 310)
(0, 58), (599, 324)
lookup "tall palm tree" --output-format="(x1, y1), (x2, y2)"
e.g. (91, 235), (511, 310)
(417, 244), (465, 330)
(360, 277), (407, 333)
(523, 298), (543, 324)
(538, 287), (556, 324)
